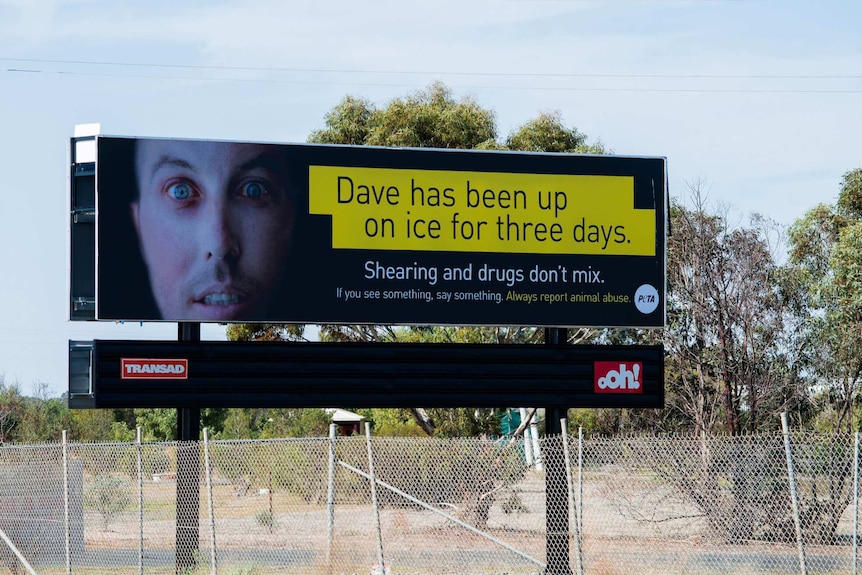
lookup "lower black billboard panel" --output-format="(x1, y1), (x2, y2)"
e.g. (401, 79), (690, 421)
(70, 340), (664, 409)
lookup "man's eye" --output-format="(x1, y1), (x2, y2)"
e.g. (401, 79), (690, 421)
(167, 182), (193, 200)
(240, 181), (267, 199)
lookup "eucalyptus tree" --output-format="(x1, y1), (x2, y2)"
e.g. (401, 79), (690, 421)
(787, 169), (862, 432)
(664, 186), (804, 435)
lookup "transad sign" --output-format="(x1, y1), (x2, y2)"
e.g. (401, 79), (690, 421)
(93, 137), (667, 328)
(121, 359), (188, 380)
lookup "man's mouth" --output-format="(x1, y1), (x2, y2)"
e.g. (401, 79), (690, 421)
(193, 284), (250, 308)
(201, 293), (244, 306)
(188, 279), (261, 320)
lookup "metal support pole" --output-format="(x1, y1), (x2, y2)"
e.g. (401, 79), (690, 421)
(365, 422), (386, 575)
(177, 322), (201, 574)
(781, 412), (808, 575)
(326, 423), (337, 566)
(544, 327), (572, 575)
(63, 429), (71, 575)
(137, 427), (144, 575)
(203, 428), (217, 575)
(854, 431), (859, 575)
(577, 426), (584, 537)
(520, 407), (535, 467)
(531, 410), (544, 472)
(561, 420), (584, 575)
(268, 471), (273, 534)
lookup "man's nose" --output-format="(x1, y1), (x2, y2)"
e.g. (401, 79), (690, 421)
(204, 203), (240, 261)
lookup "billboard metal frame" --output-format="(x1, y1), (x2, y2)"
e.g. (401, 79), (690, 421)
(69, 339), (664, 410)
(68, 136), (96, 320)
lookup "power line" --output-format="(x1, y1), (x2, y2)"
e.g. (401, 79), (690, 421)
(1, 56), (859, 80)
(4, 67), (861, 94)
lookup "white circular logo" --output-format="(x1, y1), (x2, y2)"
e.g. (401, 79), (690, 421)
(634, 284), (659, 314)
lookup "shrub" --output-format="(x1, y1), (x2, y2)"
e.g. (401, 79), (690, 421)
(255, 509), (276, 531)
(85, 474), (132, 530)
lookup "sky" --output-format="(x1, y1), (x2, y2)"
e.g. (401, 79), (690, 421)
(0, 0), (860, 398)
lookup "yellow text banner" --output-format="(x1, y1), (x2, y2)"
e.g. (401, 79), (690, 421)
(309, 166), (655, 255)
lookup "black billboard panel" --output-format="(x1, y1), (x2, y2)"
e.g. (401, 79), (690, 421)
(92, 136), (667, 327)
(69, 340), (664, 409)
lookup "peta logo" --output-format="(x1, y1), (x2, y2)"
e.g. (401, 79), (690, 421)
(594, 362), (642, 393)
(121, 359), (188, 380)
(635, 284), (659, 314)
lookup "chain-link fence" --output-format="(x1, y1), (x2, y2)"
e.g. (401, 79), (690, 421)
(0, 426), (859, 574)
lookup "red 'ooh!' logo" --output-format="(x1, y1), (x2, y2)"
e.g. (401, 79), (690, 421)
(594, 362), (643, 393)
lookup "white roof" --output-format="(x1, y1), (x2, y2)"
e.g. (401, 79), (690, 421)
(325, 408), (366, 423)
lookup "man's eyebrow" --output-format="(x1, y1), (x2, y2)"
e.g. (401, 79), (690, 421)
(236, 153), (286, 175)
(148, 155), (195, 178)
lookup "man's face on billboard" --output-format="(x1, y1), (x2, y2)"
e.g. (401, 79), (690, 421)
(132, 140), (293, 321)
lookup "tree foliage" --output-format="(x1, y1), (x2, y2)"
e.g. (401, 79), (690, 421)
(225, 324), (306, 342)
(787, 169), (862, 432)
(308, 82), (497, 150)
(661, 185), (806, 435)
(506, 110), (597, 153)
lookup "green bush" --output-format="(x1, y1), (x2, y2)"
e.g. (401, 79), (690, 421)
(254, 509), (276, 530)
(85, 474), (132, 530)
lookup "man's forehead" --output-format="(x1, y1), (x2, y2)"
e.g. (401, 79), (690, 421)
(136, 140), (279, 172)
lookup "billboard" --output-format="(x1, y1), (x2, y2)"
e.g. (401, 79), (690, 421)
(93, 136), (667, 327)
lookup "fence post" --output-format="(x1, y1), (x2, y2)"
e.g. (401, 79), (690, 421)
(268, 470), (273, 535)
(781, 412), (808, 575)
(365, 422), (386, 574)
(326, 423), (337, 567)
(577, 426), (583, 538)
(854, 431), (859, 575)
(203, 428), (217, 575)
(63, 429), (71, 575)
(137, 427), (144, 575)
(561, 420), (584, 575)
(531, 410), (544, 472)
(520, 408), (535, 467)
